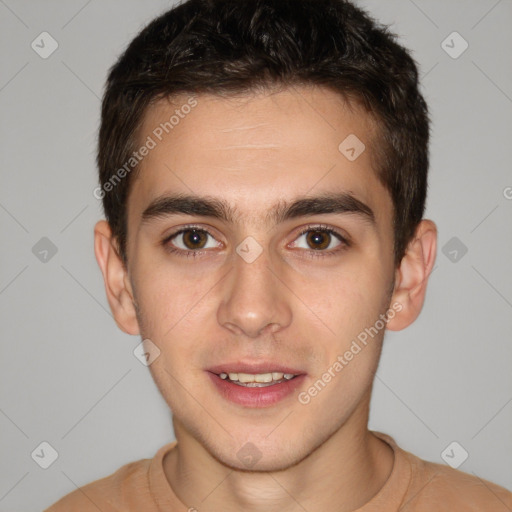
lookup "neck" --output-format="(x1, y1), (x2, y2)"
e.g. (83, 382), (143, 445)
(164, 396), (394, 512)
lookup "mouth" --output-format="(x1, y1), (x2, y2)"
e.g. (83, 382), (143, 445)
(207, 364), (306, 407)
(217, 371), (298, 387)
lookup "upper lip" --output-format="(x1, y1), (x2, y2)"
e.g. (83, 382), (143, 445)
(208, 362), (306, 375)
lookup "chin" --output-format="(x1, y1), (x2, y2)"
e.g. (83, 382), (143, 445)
(205, 433), (310, 473)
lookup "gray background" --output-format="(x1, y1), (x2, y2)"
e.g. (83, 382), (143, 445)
(0, 0), (511, 510)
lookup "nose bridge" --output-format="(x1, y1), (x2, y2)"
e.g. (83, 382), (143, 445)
(217, 243), (292, 337)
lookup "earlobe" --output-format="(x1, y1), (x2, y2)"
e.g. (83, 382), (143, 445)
(94, 220), (140, 335)
(386, 219), (437, 331)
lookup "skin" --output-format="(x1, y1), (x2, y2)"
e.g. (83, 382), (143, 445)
(94, 86), (437, 512)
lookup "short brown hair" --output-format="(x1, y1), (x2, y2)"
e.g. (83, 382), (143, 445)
(97, 0), (430, 267)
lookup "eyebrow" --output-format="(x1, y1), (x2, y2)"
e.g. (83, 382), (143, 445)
(141, 192), (376, 227)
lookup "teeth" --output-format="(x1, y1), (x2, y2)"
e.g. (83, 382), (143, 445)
(239, 373), (256, 383)
(219, 372), (297, 383)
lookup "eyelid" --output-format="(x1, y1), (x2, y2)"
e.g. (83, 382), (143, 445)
(162, 222), (350, 258)
(163, 224), (219, 243)
(293, 223), (350, 244)
(286, 223), (350, 259)
(162, 224), (223, 254)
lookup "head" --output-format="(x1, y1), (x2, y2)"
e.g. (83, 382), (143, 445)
(94, 0), (436, 471)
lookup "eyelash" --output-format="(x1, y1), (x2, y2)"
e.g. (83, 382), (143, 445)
(294, 224), (350, 258)
(162, 224), (350, 259)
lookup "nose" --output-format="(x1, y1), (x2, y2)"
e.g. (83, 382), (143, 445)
(217, 246), (292, 338)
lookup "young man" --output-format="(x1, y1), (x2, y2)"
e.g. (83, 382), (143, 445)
(46, 0), (512, 510)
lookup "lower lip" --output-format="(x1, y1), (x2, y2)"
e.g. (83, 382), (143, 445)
(207, 372), (306, 408)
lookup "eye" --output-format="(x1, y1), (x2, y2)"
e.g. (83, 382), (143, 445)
(162, 224), (349, 259)
(163, 226), (220, 256)
(289, 225), (349, 255)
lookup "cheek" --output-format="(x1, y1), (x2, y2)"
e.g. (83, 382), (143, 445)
(300, 297), (387, 413)
(132, 255), (212, 336)
(294, 262), (391, 396)
(131, 265), (221, 394)
(300, 264), (387, 334)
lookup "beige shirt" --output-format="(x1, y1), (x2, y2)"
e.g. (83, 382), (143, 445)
(44, 431), (512, 511)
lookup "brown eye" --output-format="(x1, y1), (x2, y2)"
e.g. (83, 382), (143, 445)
(290, 226), (345, 253)
(306, 230), (332, 250)
(166, 228), (219, 253)
(181, 229), (208, 249)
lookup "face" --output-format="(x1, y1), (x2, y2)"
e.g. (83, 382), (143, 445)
(123, 86), (398, 470)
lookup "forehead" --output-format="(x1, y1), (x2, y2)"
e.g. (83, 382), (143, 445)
(128, 86), (391, 228)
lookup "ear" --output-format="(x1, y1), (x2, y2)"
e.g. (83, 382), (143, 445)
(386, 219), (437, 331)
(94, 220), (140, 335)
